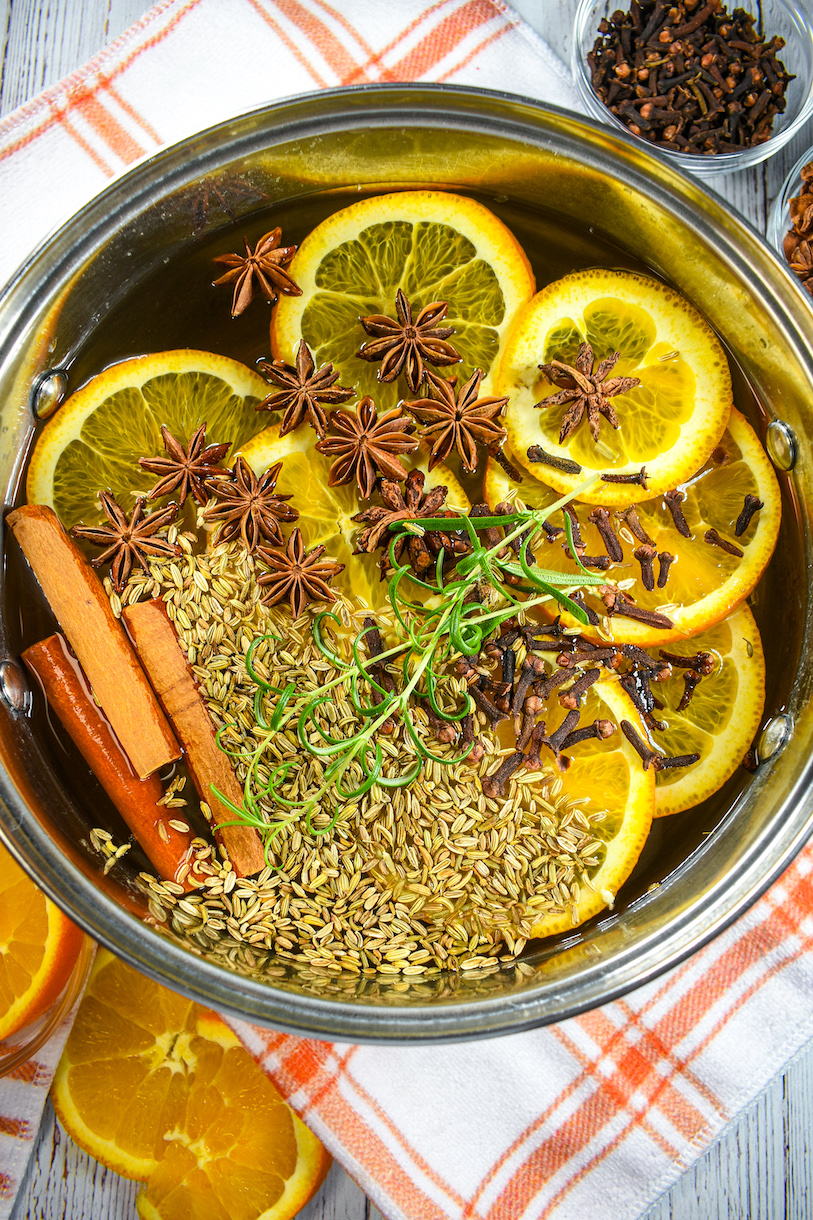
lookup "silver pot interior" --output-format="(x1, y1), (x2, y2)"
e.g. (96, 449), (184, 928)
(0, 85), (810, 1042)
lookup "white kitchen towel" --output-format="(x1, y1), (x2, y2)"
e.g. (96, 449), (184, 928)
(0, 0), (580, 291)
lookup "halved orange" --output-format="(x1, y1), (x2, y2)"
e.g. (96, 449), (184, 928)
(484, 408), (780, 647)
(272, 191), (535, 411)
(0, 841), (85, 1040)
(52, 949), (330, 1220)
(652, 604), (765, 817)
(497, 268), (732, 505)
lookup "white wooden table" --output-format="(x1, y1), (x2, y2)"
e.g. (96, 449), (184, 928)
(5, 1), (813, 1217)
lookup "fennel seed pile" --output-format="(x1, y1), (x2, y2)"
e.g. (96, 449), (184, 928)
(104, 531), (608, 977)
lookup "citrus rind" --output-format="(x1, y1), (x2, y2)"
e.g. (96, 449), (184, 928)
(0, 844), (84, 1041)
(652, 604), (765, 816)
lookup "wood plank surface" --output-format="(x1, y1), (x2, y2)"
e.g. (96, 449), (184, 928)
(5, 0), (813, 1218)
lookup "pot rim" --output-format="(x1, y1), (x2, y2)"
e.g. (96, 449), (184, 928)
(1, 81), (810, 1043)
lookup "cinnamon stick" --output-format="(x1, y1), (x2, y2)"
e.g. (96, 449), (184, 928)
(122, 598), (266, 877)
(7, 504), (179, 779)
(22, 634), (199, 890)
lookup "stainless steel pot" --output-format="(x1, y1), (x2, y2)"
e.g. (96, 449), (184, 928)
(0, 84), (809, 1042)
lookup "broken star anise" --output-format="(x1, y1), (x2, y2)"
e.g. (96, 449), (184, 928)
(203, 456), (298, 553)
(139, 423), (231, 507)
(315, 396), (418, 499)
(536, 342), (641, 444)
(356, 288), (461, 394)
(256, 528), (344, 619)
(211, 228), (301, 317)
(353, 469), (470, 580)
(71, 491), (180, 593)
(402, 368), (508, 474)
(257, 339), (355, 439)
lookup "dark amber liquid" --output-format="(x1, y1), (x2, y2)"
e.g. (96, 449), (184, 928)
(6, 187), (802, 944)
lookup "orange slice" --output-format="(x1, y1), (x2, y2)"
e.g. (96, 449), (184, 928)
(0, 841), (84, 1040)
(527, 678), (655, 939)
(51, 949), (330, 1220)
(238, 424), (470, 614)
(26, 351), (270, 531)
(272, 190), (535, 411)
(497, 268), (732, 505)
(651, 605), (765, 817)
(485, 408), (780, 647)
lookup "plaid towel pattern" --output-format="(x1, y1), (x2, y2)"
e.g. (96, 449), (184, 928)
(1, 2), (810, 1219)
(0, 0), (578, 287)
(229, 846), (813, 1220)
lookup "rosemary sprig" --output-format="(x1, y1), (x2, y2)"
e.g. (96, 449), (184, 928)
(215, 482), (609, 862)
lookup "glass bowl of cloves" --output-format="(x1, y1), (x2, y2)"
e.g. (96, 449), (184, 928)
(573, 0), (813, 177)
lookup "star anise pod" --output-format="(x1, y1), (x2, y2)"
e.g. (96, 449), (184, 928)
(256, 528), (344, 618)
(203, 456), (299, 552)
(315, 396), (418, 499)
(353, 469), (470, 579)
(138, 423), (231, 507)
(536, 342), (641, 444)
(402, 368), (508, 474)
(356, 288), (461, 393)
(71, 491), (180, 592)
(211, 228), (301, 317)
(256, 340), (355, 439)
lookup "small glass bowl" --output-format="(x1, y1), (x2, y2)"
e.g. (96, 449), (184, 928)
(767, 141), (813, 265)
(0, 935), (94, 1078)
(573, 0), (813, 177)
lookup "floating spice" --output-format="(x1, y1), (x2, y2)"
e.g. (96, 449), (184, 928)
(586, 0), (794, 156)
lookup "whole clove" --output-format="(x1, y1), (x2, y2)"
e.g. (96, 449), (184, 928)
(602, 587), (675, 630)
(562, 719), (616, 749)
(734, 493), (764, 537)
(589, 506), (624, 562)
(634, 543), (657, 591)
(657, 550), (675, 588)
(601, 466), (648, 488)
(560, 667), (601, 710)
(570, 592), (601, 626)
(664, 489), (691, 537)
(705, 527), (744, 557)
(620, 719), (663, 771)
(482, 751), (525, 797)
(526, 445), (582, 474)
(586, 0), (795, 157)
(490, 446), (524, 482)
(658, 751), (702, 769)
(622, 506), (655, 546)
